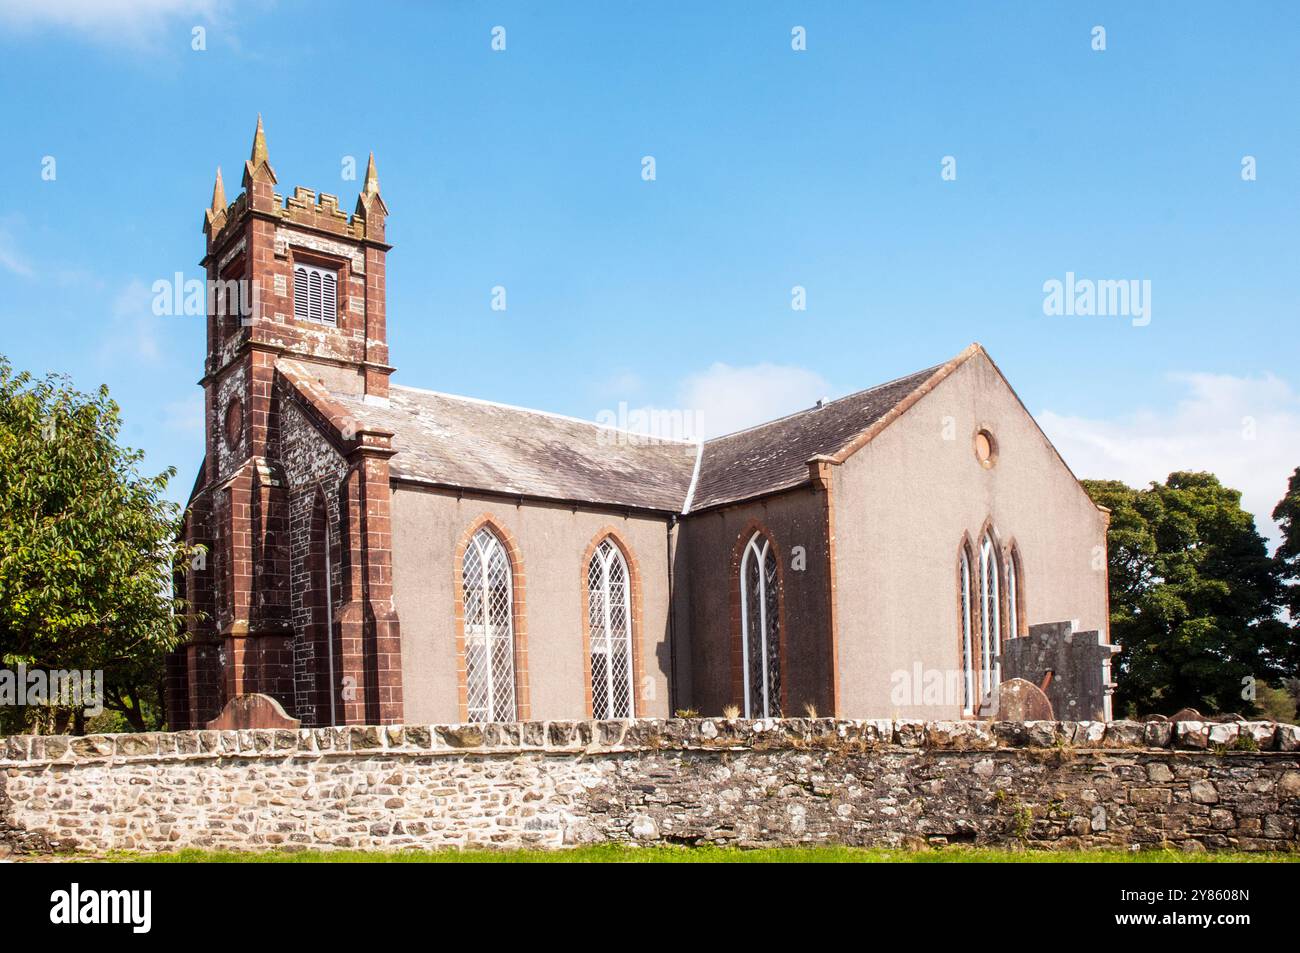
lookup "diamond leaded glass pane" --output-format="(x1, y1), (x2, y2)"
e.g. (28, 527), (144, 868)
(462, 541), (488, 721)
(589, 540), (634, 719)
(462, 527), (516, 723)
(607, 550), (631, 718)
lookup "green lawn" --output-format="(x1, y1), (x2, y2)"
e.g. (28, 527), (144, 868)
(107, 844), (1299, 863)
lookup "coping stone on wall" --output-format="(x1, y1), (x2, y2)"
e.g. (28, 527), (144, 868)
(2, 718), (1299, 767)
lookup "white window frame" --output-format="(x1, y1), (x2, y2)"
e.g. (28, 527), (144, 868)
(462, 527), (516, 723)
(979, 531), (1002, 699)
(293, 263), (338, 326)
(739, 531), (780, 719)
(960, 546), (974, 715)
(588, 539), (635, 719)
(1008, 548), (1020, 639)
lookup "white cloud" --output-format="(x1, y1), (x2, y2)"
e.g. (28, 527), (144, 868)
(0, 225), (33, 277)
(593, 361), (831, 444)
(0, 0), (223, 43)
(592, 370), (644, 399)
(1039, 372), (1300, 549)
(678, 362), (832, 439)
(98, 279), (164, 364)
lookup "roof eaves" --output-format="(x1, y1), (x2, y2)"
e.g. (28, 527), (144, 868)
(389, 472), (683, 516)
(827, 342), (984, 466)
(276, 360), (398, 461)
(974, 347), (1110, 517)
(684, 474), (816, 515)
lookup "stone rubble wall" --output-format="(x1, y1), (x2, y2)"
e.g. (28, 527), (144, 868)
(2, 719), (1298, 855)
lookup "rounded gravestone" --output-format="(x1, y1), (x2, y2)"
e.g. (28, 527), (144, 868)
(205, 693), (301, 730)
(995, 678), (1055, 721)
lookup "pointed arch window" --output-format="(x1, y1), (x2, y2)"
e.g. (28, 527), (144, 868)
(462, 527), (516, 722)
(1008, 545), (1022, 639)
(307, 490), (341, 726)
(978, 531), (1002, 699)
(587, 539), (634, 719)
(293, 263), (338, 326)
(739, 531), (782, 719)
(960, 545), (975, 715)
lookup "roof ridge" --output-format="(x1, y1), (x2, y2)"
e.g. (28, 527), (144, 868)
(680, 441), (705, 514)
(386, 383), (699, 448)
(699, 360), (947, 446)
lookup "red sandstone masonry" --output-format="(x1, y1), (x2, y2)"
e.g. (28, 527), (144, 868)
(173, 120), (398, 728)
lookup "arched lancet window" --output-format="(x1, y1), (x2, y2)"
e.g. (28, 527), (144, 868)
(960, 545), (975, 715)
(978, 531), (1002, 699)
(462, 526), (516, 722)
(1008, 545), (1022, 639)
(588, 538), (635, 719)
(739, 531), (782, 719)
(307, 490), (340, 727)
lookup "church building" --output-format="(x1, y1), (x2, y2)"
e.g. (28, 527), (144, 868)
(165, 120), (1112, 729)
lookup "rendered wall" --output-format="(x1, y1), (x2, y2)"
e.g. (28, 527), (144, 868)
(831, 351), (1110, 720)
(675, 486), (833, 718)
(390, 486), (675, 723)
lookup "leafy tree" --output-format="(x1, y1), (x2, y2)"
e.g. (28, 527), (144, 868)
(1273, 466), (1300, 640)
(0, 356), (196, 732)
(1084, 472), (1292, 717)
(1254, 682), (1298, 724)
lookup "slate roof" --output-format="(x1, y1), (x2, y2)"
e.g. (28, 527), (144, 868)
(324, 347), (972, 514)
(331, 386), (700, 512)
(685, 362), (945, 511)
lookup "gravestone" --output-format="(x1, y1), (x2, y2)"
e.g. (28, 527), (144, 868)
(995, 678), (1055, 721)
(205, 693), (301, 730)
(1001, 620), (1116, 721)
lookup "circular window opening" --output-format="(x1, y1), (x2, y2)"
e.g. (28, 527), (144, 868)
(974, 429), (996, 468)
(224, 398), (243, 450)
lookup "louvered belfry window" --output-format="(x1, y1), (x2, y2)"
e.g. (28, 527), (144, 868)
(293, 263), (338, 326)
(462, 527), (517, 723)
(588, 539), (634, 719)
(739, 531), (782, 719)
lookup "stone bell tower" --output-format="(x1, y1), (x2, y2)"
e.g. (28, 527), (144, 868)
(202, 114), (393, 408)
(166, 117), (398, 729)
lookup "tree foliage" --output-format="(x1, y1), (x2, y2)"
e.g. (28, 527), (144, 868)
(1273, 466), (1300, 636)
(0, 356), (196, 732)
(1084, 472), (1293, 717)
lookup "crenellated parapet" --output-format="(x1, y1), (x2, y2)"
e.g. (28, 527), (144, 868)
(204, 119), (385, 254)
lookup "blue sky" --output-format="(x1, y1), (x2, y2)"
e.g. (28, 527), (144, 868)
(1, 1), (1297, 540)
